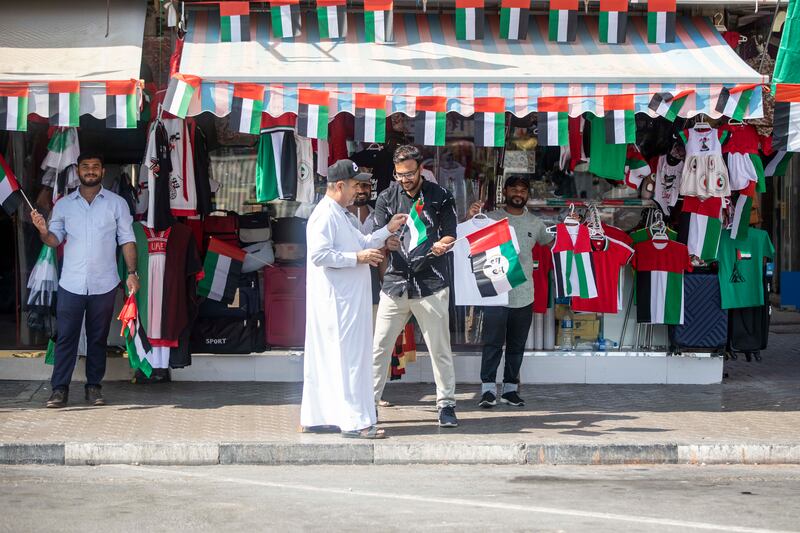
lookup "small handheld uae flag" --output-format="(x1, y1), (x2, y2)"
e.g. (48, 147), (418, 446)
(455, 0), (485, 41)
(48, 82), (80, 128)
(404, 199), (428, 252)
(230, 83), (265, 135)
(537, 96), (569, 146)
(354, 93), (387, 144)
(296, 89), (329, 140)
(647, 0), (676, 44)
(772, 84), (800, 153)
(271, 0), (302, 39)
(648, 89), (692, 122)
(715, 84), (758, 122)
(198, 238), (247, 304)
(317, 0), (347, 39)
(466, 218), (526, 297)
(474, 97), (505, 147)
(220, 1), (251, 42)
(163, 74), (201, 119)
(604, 94), (636, 144)
(0, 153), (23, 216)
(0, 84), (29, 132)
(414, 96), (447, 146)
(624, 145), (651, 190)
(105, 80), (138, 129)
(599, 0), (628, 44)
(500, 0), (530, 40)
(364, 0), (394, 43)
(548, 0), (578, 43)
(118, 294), (153, 378)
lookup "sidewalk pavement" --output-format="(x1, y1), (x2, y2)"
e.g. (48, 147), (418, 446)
(1, 312), (799, 467)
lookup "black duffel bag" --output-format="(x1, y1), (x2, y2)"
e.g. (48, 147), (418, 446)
(239, 211), (272, 245)
(190, 316), (265, 354)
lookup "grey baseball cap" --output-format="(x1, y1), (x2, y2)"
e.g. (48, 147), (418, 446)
(327, 159), (360, 182)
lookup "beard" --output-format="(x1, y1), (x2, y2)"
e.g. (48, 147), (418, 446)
(507, 196), (527, 208)
(79, 174), (102, 187)
(353, 195), (370, 207)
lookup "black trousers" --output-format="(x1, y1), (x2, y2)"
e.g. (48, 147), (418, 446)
(480, 304), (533, 384)
(50, 287), (117, 391)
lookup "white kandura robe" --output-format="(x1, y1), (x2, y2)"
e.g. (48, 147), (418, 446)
(300, 196), (391, 432)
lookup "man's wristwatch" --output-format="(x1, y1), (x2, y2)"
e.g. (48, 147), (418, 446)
(127, 271), (138, 278)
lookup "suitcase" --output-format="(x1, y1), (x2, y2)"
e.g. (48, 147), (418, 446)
(670, 273), (728, 354)
(198, 272), (261, 320)
(203, 210), (239, 254)
(264, 266), (306, 348)
(190, 316), (266, 354)
(727, 271), (770, 357)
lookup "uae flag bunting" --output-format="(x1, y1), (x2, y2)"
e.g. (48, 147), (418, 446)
(118, 294), (153, 378)
(0, 84), (29, 132)
(474, 97), (505, 147)
(317, 0), (347, 39)
(198, 237), (247, 304)
(648, 90), (692, 122)
(603, 94), (635, 144)
(354, 93), (387, 144)
(537, 96), (569, 147)
(773, 84), (800, 153)
(500, 0), (530, 40)
(219, 1), (251, 42)
(230, 83), (265, 135)
(715, 84), (758, 122)
(548, 0), (578, 43)
(404, 199), (428, 252)
(455, 0), (485, 41)
(296, 89), (330, 140)
(414, 96), (447, 146)
(625, 145), (651, 190)
(271, 0), (302, 39)
(647, 0), (676, 43)
(105, 80), (138, 129)
(599, 0), (628, 44)
(466, 218), (526, 297)
(364, 0), (394, 43)
(48, 82), (80, 128)
(163, 74), (201, 119)
(0, 153), (23, 216)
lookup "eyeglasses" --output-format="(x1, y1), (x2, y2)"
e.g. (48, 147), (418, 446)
(393, 167), (420, 181)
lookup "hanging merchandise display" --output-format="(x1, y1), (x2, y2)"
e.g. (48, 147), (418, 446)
(26, 245), (59, 308)
(632, 236), (693, 325)
(453, 216), (511, 306)
(551, 217), (598, 300)
(41, 128), (80, 202)
(653, 148), (684, 215)
(679, 124), (730, 199)
(772, 84), (800, 153)
(587, 115), (627, 181)
(717, 228), (775, 310)
(679, 195), (724, 261)
(256, 127), (299, 203)
(572, 236), (634, 314)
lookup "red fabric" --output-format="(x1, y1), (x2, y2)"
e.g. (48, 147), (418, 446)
(681, 195), (723, 217)
(602, 223), (634, 246)
(720, 124), (764, 154)
(722, 31), (741, 49)
(531, 243), (553, 313)
(568, 116), (585, 171)
(169, 38), (184, 83)
(572, 238), (633, 313)
(328, 113), (354, 165)
(184, 217), (205, 254)
(632, 239), (693, 274)
(552, 223), (592, 254)
(260, 112), (297, 129)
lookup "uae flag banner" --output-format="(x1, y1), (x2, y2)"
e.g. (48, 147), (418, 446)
(220, 1), (251, 42)
(404, 199), (428, 252)
(604, 94), (635, 144)
(317, 0), (347, 39)
(647, 0), (676, 44)
(773, 84), (800, 153)
(118, 294), (153, 378)
(764, 150), (793, 176)
(163, 74), (201, 119)
(548, 0), (578, 43)
(198, 238), (247, 304)
(0, 153), (23, 216)
(271, 0), (302, 38)
(48, 82), (80, 128)
(599, 0), (628, 44)
(680, 196), (723, 261)
(364, 0), (394, 43)
(105, 80), (138, 129)
(256, 128), (298, 202)
(354, 93), (387, 143)
(625, 145), (652, 190)
(455, 0), (485, 41)
(500, 0), (530, 40)
(0, 84), (29, 132)
(414, 96), (447, 146)
(537, 96), (569, 146)
(648, 90), (692, 122)
(474, 97), (505, 147)
(230, 83), (265, 135)
(715, 84), (758, 122)
(296, 89), (329, 139)
(731, 183), (756, 240)
(466, 218), (526, 297)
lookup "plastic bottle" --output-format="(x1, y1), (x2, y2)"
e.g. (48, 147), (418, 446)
(560, 310), (574, 351)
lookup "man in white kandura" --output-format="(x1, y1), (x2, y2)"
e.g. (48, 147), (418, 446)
(300, 159), (407, 439)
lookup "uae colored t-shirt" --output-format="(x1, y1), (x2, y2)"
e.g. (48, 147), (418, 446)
(572, 237), (634, 314)
(453, 218), (514, 307)
(531, 243), (553, 313)
(632, 239), (693, 325)
(717, 228), (774, 309)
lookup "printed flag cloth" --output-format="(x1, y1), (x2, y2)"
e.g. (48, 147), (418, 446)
(220, 1), (251, 42)
(48, 82), (80, 128)
(549, 0), (578, 43)
(256, 127), (298, 202)
(537, 96), (569, 146)
(466, 218), (526, 297)
(40, 128), (80, 201)
(772, 0), (800, 86)
(26, 245), (59, 307)
(764, 150), (793, 176)
(455, 0), (485, 41)
(474, 97), (505, 147)
(354, 93), (387, 144)
(317, 0), (348, 39)
(106, 80), (138, 129)
(296, 89), (329, 139)
(230, 83), (265, 135)
(773, 84), (800, 152)
(647, 0), (676, 43)
(731, 183), (756, 240)
(604, 95), (636, 144)
(680, 195), (723, 261)
(404, 199), (428, 252)
(364, 0), (394, 43)
(599, 0), (628, 44)
(118, 294), (154, 378)
(198, 237), (247, 304)
(624, 145), (652, 190)
(0, 84), (29, 132)
(500, 0), (530, 40)
(271, 0), (302, 38)
(414, 96), (447, 146)
(0, 153), (23, 216)
(648, 90), (692, 122)
(163, 74), (201, 119)
(715, 84), (758, 122)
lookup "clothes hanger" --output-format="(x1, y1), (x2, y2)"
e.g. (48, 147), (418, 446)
(693, 114), (711, 130)
(564, 203), (580, 226)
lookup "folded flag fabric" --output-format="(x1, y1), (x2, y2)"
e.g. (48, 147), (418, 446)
(731, 183), (756, 241)
(599, 0), (628, 44)
(0, 84), (29, 132)
(230, 83), (265, 135)
(624, 145), (652, 190)
(773, 83), (800, 153)
(198, 237), (247, 304)
(0, 153), (23, 216)
(40, 128), (80, 201)
(220, 1), (251, 42)
(500, 0), (530, 40)
(317, 0), (347, 39)
(49, 82), (80, 128)
(163, 74), (201, 119)
(414, 96), (447, 146)
(648, 90), (692, 122)
(354, 93), (387, 144)
(118, 294), (154, 378)
(647, 0), (676, 43)
(26, 245), (59, 307)
(105, 80), (138, 129)
(45, 337), (56, 365)
(271, 0), (302, 38)
(549, 0), (578, 43)
(256, 127), (298, 202)
(455, 0), (485, 40)
(404, 199), (428, 252)
(296, 89), (329, 140)
(604, 94), (635, 144)
(466, 218), (526, 297)
(364, 0), (394, 43)
(537, 96), (569, 146)
(715, 84), (758, 122)
(763, 150), (793, 176)
(474, 97), (505, 147)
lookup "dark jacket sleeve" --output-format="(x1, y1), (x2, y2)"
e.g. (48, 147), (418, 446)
(373, 190), (391, 228)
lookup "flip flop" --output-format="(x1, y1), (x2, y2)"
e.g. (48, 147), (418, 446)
(341, 425), (386, 440)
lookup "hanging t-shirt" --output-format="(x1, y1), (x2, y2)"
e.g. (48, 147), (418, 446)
(678, 196), (723, 261)
(601, 223), (633, 246)
(350, 145), (394, 203)
(717, 228), (774, 309)
(453, 217), (514, 306)
(632, 239), (693, 325)
(295, 134), (315, 203)
(162, 118), (197, 216)
(654, 155), (684, 215)
(551, 223), (598, 299)
(630, 226), (678, 244)
(587, 115), (627, 181)
(531, 243), (553, 313)
(572, 237), (634, 314)
(679, 126), (730, 198)
(439, 164), (468, 220)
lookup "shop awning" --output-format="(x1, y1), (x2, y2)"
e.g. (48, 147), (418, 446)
(179, 10), (767, 119)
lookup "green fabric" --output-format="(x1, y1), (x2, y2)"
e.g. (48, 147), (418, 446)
(630, 227), (678, 244)
(588, 115), (627, 181)
(774, 0), (800, 86)
(44, 338), (55, 365)
(717, 228), (774, 309)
